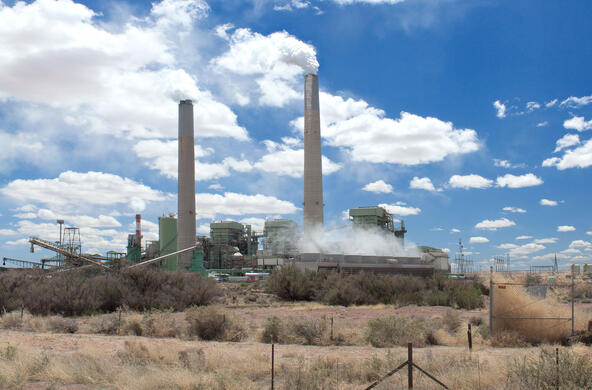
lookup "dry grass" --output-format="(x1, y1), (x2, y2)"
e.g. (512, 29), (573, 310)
(3, 330), (592, 390)
(492, 283), (591, 343)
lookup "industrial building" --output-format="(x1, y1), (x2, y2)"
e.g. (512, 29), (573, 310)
(9, 73), (449, 277)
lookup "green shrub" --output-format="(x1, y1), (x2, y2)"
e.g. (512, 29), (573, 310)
(261, 316), (283, 343)
(426, 290), (450, 306)
(265, 265), (315, 301)
(507, 347), (592, 389)
(451, 286), (483, 309)
(365, 316), (429, 347)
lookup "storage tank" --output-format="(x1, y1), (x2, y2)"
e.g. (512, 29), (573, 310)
(159, 215), (178, 271)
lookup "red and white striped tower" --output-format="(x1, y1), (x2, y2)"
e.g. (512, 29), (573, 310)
(135, 214), (142, 247)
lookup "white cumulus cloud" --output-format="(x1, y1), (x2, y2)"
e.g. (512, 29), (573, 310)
(503, 207), (526, 213)
(516, 235), (533, 240)
(557, 225), (575, 232)
(362, 180), (393, 194)
(0, 171), (169, 212)
(196, 192), (299, 219)
(0, 0), (247, 141)
(554, 134), (580, 153)
(409, 176), (439, 192)
(475, 218), (516, 230)
(493, 100), (506, 118)
(543, 139), (592, 170)
(378, 203), (421, 216)
(470, 236), (489, 244)
(563, 116), (592, 132)
(540, 199), (558, 206)
(448, 174), (493, 189)
(292, 92), (481, 166)
(496, 173), (543, 188)
(560, 95), (592, 108)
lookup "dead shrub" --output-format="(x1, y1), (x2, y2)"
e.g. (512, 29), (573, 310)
(90, 314), (120, 335)
(186, 306), (246, 341)
(469, 316), (483, 326)
(117, 341), (151, 365)
(0, 312), (23, 330)
(507, 347), (592, 389)
(443, 310), (461, 332)
(178, 348), (205, 370)
(288, 317), (327, 345)
(141, 311), (181, 338)
(365, 316), (430, 347)
(124, 318), (143, 336)
(47, 316), (78, 334)
(491, 330), (529, 347)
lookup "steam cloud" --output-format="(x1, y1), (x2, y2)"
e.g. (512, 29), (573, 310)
(300, 224), (420, 257)
(280, 44), (319, 75)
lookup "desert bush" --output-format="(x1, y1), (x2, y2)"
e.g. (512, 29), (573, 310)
(117, 341), (151, 366)
(0, 268), (220, 316)
(469, 316), (483, 326)
(365, 316), (429, 347)
(491, 330), (529, 347)
(124, 318), (143, 336)
(265, 265), (316, 301)
(450, 285), (483, 309)
(266, 267), (485, 309)
(0, 312), (23, 330)
(186, 306), (245, 341)
(47, 316), (78, 334)
(443, 310), (460, 332)
(507, 347), (592, 389)
(261, 315), (283, 343)
(288, 317), (327, 345)
(141, 311), (182, 338)
(90, 314), (120, 335)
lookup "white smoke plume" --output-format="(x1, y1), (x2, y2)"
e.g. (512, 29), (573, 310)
(300, 224), (420, 257)
(280, 42), (319, 75)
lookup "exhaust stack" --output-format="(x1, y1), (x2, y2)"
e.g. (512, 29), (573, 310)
(135, 214), (142, 247)
(178, 100), (196, 269)
(303, 74), (324, 234)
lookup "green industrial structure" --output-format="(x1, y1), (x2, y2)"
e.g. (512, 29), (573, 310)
(349, 206), (407, 247)
(159, 215), (178, 271)
(263, 219), (299, 256)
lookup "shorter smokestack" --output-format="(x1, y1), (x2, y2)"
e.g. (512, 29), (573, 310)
(135, 214), (142, 245)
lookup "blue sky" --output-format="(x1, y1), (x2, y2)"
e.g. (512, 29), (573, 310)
(0, 0), (591, 269)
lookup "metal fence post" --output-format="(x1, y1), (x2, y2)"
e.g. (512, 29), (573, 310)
(271, 343), (275, 390)
(571, 269), (575, 337)
(555, 347), (559, 390)
(467, 324), (472, 351)
(330, 316), (334, 341)
(489, 266), (493, 336)
(408, 343), (413, 389)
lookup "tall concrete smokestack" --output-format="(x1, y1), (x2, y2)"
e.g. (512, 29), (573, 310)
(178, 100), (196, 269)
(303, 74), (323, 233)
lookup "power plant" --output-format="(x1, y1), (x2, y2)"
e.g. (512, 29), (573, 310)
(5, 73), (449, 276)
